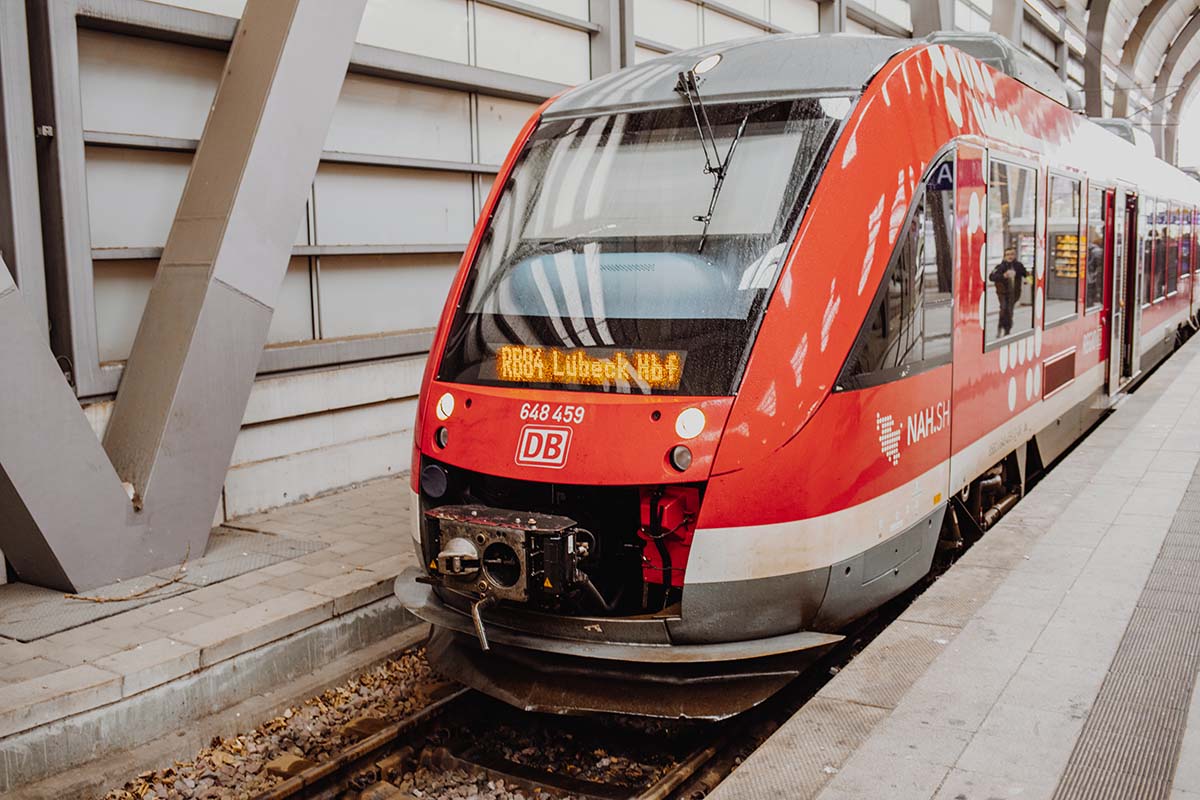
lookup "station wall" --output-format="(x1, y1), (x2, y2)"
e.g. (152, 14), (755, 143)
(37, 0), (847, 529)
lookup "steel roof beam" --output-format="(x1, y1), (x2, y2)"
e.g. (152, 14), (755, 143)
(1112, 0), (1178, 117)
(1149, 11), (1200, 156)
(1165, 55), (1200, 161)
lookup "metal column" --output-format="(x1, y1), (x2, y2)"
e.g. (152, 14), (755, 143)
(910, 0), (954, 36)
(0, 1), (46, 334)
(819, 0), (846, 33)
(1083, 0), (1111, 116)
(989, 0), (1024, 47)
(589, 0), (634, 75)
(0, 0), (365, 591)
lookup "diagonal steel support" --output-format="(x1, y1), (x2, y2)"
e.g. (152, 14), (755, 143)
(0, 0), (365, 591)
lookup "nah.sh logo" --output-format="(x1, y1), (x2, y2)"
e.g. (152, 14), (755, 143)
(876, 413), (901, 466)
(515, 425), (572, 469)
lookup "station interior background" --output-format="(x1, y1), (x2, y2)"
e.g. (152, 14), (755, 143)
(2, 0), (1198, 581)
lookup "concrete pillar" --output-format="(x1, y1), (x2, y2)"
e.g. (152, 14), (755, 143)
(990, 0), (1023, 48)
(911, 0), (954, 36)
(0, 0), (364, 591)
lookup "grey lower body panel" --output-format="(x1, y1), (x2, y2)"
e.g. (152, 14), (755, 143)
(673, 505), (946, 640)
(670, 566), (829, 644)
(811, 504), (944, 630)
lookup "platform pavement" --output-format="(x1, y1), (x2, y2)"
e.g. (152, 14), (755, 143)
(0, 476), (420, 795)
(711, 334), (1200, 800)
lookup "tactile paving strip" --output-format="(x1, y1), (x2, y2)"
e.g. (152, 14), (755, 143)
(0, 528), (326, 641)
(1053, 466), (1200, 800)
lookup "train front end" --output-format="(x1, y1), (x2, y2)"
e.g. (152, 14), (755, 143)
(396, 37), (906, 719)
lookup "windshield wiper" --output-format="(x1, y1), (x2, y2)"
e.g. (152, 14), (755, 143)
(675, 69), (748, 252)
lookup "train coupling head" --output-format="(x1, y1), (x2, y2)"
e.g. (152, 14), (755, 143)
(424, 504), (593, 605)
(436, 537), (481, 578)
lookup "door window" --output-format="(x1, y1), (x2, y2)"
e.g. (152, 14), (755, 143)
(985, 160), (1037, 344)
(1085, 185), (1105, 312)
(1142, 196), (1155, 306)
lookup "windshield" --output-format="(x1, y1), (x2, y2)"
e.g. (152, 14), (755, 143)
(437, 96), (847, 396)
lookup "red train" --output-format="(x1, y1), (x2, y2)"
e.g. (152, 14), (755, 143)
(396, 32), (1200, 718)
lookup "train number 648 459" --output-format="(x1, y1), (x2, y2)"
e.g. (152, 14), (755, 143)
(519, 403), (586, 424)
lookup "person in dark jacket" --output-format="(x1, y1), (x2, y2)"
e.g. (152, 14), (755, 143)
(990, 247), (1028, 337)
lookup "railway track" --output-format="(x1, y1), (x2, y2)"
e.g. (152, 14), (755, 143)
(246, 584), (921, 800)
(249, 681), (727, 800)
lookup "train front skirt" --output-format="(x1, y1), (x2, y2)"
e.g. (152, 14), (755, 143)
(397, 569), (843, 719)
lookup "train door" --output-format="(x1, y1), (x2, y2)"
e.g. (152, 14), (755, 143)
(1104, 188), (1124, 394)
(1185, 208), (1195, 321)
(1123, 191), (1142, 380)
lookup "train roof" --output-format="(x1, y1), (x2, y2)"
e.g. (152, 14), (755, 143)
(546, 32), (1081, 120)
(545, 34), (909, 118)
(545, 33), (1200, 204)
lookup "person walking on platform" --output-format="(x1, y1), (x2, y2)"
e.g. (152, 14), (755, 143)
(990, 246), (1028, 338)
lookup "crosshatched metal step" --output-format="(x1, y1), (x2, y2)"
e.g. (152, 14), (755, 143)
(0, 528), (327, 641)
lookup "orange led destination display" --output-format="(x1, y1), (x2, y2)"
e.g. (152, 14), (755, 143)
(494, 345), (684, 390)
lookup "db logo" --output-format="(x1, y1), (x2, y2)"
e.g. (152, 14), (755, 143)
(515, 425), (572, 469)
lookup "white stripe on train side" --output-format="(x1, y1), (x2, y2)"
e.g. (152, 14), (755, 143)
(686, 305), (1190, 584)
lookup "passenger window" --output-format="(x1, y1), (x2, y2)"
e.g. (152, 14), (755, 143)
(985, 160), (1036, 345)
(1085, 186), (1105, 313)
(837, 156), (955, 389)
(1046, 175), (1081, 324)
(1142, 196), (1155, 306)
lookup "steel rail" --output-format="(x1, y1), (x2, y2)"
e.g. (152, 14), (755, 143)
(634, 739), (723, 800)
(250, 685), (470, 800)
